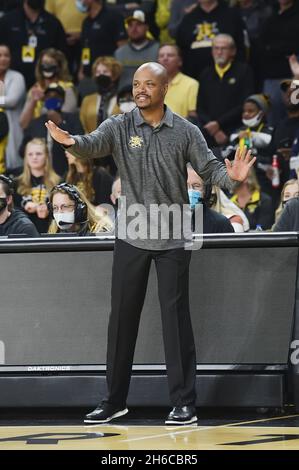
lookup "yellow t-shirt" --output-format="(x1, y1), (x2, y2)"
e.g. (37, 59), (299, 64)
(45, 0), (87, 33)
(164, 72), (199, 118)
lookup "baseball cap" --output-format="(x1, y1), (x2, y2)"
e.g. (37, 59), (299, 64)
(44, 82), (65, 98)
(125, 10), (146, 26)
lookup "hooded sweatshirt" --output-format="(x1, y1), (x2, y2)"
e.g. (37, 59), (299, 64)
(0, 209), (40, 237)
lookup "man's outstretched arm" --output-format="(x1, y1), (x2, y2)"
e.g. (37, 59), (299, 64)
(45, 119), (114, 160)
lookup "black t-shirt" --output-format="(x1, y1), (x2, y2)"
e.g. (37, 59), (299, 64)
(81, 6), (127, 76)
(14, 174), (52, 234)
(176, 3), (246, 80)
(0, 8), (67, 88)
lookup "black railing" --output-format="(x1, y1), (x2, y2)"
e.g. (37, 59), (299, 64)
(0, 232), (299, 253)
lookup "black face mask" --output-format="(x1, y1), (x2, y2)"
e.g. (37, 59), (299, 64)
(95, 75), (113, 94)
(40, 63), (58, 78)
(0, 197), (7, 213)
(27, 0), (44, 10)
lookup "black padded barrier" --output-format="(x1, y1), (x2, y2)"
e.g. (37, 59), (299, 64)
(0, 232), (298, 408)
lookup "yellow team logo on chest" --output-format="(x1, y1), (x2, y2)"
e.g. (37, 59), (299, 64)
(129, 135), (143, 148)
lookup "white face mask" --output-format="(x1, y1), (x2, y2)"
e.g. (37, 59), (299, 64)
(54, 211), (75, 230)
(242, 112), (263, 128)
(119, 101), (136, 113)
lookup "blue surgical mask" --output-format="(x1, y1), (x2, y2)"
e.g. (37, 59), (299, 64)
(45, 97), (63, 111)
(76, 0), (88, 13)
(188, 189), (202, 209)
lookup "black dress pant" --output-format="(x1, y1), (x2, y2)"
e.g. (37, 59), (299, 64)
(104, 238), (197, 408)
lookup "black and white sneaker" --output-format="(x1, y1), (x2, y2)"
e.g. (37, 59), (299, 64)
(84, 403), (129, 424)
(165, 406), (197, 425)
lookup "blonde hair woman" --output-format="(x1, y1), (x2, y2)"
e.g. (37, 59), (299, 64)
(80, 56), (122, 134)
(48, 183), (113, 235)
(65, 150), (113, 206)
(274, 179), (299, 225)
(20, 48), (77, 129)
(15, 138), (60, 233)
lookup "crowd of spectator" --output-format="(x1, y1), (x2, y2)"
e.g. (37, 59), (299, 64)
(0, 0), (299, 237)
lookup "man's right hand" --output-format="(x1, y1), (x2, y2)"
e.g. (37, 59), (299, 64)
(45, 120), (75, 147)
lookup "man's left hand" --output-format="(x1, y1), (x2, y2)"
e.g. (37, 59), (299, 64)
(225, 147), (256, 182)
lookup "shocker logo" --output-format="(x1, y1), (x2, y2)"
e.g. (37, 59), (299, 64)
(129, 136), (143, 148)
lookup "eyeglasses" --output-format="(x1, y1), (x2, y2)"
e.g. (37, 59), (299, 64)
(52, 204), (75, 213)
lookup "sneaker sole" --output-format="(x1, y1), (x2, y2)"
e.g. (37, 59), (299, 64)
(165, 415), (198, 425)
(84, 408), (129, 424)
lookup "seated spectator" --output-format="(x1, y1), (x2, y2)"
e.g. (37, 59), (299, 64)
(22, 83), (84, 177)
(209, 185), (249, 232)
(176, 0), (247, 80)
(65, 150), (113, 207)
(211, 185), (249, 232)
(0, 174), (39, 237)
(230, 167), (274, 230)
(272, 196), (299, 232)
(114, 9), (159, 90)
(80, 56), (121, 133)
(0, 0), (67, 88)
(15, 138), (60, 233)
(20, 48), (77, 130)
(274, 178), (299, 225)
(196, 34), (254, 147)
(0, 44), (26, 172)
(47, 183), (113, 235)
(187, 165), (234, 233)
(158, 44), (199, 118)
(79, 0), (127, 79)
(228, 94), (273, 197)
(0, 108), (8, 174)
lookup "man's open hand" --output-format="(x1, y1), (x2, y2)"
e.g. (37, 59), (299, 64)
(45, 120), (75, 147)
(225, 147), (256, 182)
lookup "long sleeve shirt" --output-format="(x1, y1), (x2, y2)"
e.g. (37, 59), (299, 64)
(67, 106), (236, 249)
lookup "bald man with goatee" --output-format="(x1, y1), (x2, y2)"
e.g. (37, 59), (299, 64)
(46, 62), (255, 425)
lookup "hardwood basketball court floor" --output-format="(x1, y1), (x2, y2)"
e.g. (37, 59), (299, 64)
(0, 407), (298, 450)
